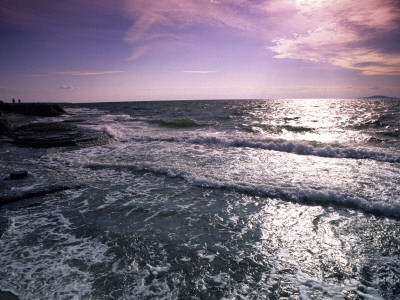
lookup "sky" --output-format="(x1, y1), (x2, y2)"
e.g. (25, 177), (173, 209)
(1, 0), (400, 102)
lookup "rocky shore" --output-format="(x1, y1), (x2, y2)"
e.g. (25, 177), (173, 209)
(0, 102), (113, 148)
(0, 102), (66, 117)
(12, 122), (113, 148)
(1, 102), (114, 204)
(0, 103), (111, 300)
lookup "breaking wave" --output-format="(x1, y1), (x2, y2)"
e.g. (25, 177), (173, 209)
(85, 163), (400, 219)
(137, 135), (400, 163)
(185, 136), (400, 163)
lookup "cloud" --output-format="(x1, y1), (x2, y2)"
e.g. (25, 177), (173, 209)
(183, 70), (218, 74)
(29, 74), (49, 77)
(4, 0), (399, 76)
(369, 86), (381, 90)
(60, 84), (80, 90)
(30, 70), (124, 77)
(122, 0), (400, 75)
(269, 0), (400, 75)
(54, 70), (124, 76)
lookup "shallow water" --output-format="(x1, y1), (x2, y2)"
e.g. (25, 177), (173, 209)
(1, 99), (400, 299)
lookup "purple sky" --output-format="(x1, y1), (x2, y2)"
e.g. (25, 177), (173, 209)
(1, 0), (400, 102)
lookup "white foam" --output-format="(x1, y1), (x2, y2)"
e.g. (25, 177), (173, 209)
(297, 271), (383, 300)
(98, 114), (132, 122)
(197, 250), (217, 262)
(146, 263), (170, 275)
(211, 272), (230, 288)
(181, 136), (400, 163)
(229, 215), (240, 225)
(0, 212), (111, 300)
(180, 256), (191, 262)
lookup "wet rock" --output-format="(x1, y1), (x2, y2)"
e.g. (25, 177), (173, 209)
(9, 170), (28, 180)
(0, 102), (65, 117)
(0, 118), (13, 136)
(12, 122), (113, 148)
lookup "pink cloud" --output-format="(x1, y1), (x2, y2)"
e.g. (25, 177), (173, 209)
(122, 0), (400, 75)
(269, 0), (400, 75)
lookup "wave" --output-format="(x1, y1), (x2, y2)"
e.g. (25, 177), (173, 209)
(152, 118), (202, 128)
(85, 163), (400, 219)
(183, 136), (400, 163)
(356, 118), (385, 128)
(237, 124), (314, 133)
(128, 135), (400, 163)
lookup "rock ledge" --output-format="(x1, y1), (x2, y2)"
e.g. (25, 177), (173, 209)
(12, 122), (113, 148)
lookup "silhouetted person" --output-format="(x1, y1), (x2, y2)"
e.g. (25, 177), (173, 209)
(12, 98), (15, 104)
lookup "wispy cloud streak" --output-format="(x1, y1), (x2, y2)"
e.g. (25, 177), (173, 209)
(54, 71), (124, 76)
(60, 84), (80, 90)
(183, 70), (218, 74)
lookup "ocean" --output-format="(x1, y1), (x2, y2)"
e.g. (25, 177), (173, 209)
(1, 98), (400, 299)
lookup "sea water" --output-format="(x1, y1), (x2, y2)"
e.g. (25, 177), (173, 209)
(1, 98), (400, 299)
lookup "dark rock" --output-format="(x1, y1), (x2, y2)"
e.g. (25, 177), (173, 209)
(0, 102), (65, 117)
(0, 118), (13, 136)
(12, 122), (113, 148)
(10, 170), (28, 180)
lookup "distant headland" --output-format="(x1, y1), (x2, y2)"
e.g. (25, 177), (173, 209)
(361, 95), (392, 99)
